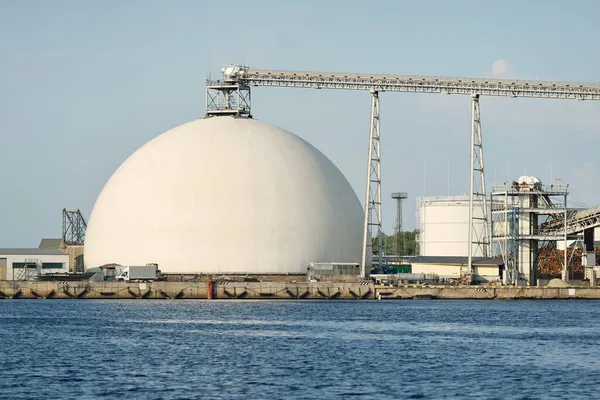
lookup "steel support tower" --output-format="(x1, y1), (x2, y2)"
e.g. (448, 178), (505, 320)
(208, 65), (600, 281)
(467, 94), (490, 276)
(62, 209), (87, 246)
(206, 67), (251, 117)
(361, 90), (383, 278)
(391, 192), (408, 257)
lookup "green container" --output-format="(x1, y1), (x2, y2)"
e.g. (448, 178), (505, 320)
(382, 265), (412, 274)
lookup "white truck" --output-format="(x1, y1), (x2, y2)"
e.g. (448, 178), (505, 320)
(114, 264), (160, 282)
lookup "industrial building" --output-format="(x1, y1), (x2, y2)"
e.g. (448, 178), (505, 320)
(491, 176), (568, 285)
(0, 240), (69, 281)
(490, 177), (600, 285)
(84, 116), (364, 274)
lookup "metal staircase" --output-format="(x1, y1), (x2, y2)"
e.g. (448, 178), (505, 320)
(15, 259), (40, 281)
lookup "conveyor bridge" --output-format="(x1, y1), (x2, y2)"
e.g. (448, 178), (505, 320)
(541, 205), (600, 236)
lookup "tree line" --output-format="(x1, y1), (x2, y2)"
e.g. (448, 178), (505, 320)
(372, 230), (419, 256)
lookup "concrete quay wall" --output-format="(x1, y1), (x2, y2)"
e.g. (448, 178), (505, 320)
(0, 281), (372, 300)
(377, 285), (600, 300)
(0, 281), (599, 300)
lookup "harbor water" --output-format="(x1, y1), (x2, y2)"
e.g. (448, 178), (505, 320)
(1, 300), (599, 399)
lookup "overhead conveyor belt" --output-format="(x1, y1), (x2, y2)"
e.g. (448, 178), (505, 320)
(229, 68), (600, 100)
(541, 205), (600, 235)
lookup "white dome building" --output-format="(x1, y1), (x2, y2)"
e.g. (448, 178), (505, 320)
(84, 116), (364, 274)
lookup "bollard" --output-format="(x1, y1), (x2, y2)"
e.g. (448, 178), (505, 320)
(207, 280), (213, 300)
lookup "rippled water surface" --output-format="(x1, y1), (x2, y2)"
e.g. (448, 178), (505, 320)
(2, 300), (600, 399)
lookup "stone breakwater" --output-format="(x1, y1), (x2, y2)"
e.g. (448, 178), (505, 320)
(0, 281), (599, 300)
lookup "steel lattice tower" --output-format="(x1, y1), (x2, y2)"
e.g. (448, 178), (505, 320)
(62, 209), (88, 246)
(361, 90), (382, 278)
(391, 192), (408, 257)
(467, 94), (490, 276)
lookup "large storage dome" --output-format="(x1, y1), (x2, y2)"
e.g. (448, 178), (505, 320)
(84, 116), (364, 274)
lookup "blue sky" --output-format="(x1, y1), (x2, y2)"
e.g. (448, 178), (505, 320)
(1, 0), (600, 247)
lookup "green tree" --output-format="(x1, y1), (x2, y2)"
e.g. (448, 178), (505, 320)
(371, 230), (420, 256)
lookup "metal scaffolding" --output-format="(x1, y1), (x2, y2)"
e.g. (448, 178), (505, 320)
(207, 65), (600, 279)
(491, 182), (569, 285)
(62, 209), (87, 246)
(206, 66), (251, 117)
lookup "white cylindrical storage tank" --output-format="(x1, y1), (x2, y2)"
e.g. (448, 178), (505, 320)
(417, 196), (487, 257)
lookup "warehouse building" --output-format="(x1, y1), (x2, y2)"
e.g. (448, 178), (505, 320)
(0, 240), (69, 281)
(40, 237), (84, 273)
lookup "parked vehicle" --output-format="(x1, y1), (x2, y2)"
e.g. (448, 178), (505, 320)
(115, 264), (161, 282)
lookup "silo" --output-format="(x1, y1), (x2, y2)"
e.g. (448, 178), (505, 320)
(417, 196), (487, 257)
(84, 116), (364, 274)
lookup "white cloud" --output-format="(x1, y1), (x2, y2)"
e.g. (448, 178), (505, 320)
(491, 59), (510, 77)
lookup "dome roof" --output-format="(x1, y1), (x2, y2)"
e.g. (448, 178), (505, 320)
(84, 117), (364, 274)
(516, 175), (542, 186)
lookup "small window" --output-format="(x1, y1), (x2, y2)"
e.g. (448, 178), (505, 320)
(42, 262), (63, 269)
